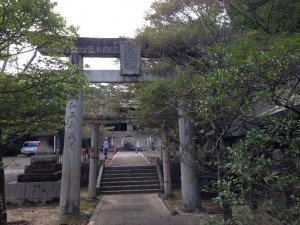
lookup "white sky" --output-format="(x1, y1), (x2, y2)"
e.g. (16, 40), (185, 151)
(54, 0), (155, 69)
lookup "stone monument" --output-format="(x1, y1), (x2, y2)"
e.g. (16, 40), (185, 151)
(6, 132), (62, 204)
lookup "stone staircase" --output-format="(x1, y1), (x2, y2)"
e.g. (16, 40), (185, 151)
(99, 165), (161, 194)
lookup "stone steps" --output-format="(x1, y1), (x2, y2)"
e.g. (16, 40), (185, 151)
(99, 165), (161, 194)
(102, 176), (158, 182)
(17, 171), (62, 182)
(102, 172), (157, 178)
(101, 180), (160, 187)
(17, 155), (62, 182)
(99, 189), (160, 195)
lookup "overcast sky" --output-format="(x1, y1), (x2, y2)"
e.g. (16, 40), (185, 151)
(54, 0), (155, 69)
(55, 0), (154, 38)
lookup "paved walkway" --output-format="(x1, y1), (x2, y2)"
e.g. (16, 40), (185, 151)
(88, 151), (199, 225)
(109, 151), (150, 166)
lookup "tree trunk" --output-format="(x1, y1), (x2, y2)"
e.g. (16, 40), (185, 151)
(250, 184), (258, 211)
(222, 202), (232, 222)
(284, 188), (294, 225)
(0, 130), (7, 224)
(178, 107), (202, 212)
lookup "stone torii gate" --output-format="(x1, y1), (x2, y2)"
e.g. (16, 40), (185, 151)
(44, 37), (200, 215)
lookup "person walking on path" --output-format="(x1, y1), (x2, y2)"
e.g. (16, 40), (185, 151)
(103, 138), (109, 159)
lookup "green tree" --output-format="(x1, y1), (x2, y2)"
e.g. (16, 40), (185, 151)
(134, 0), (235, 214)
(224, 0), (300, 34)
(135, 0), (232, 152)
(83, 83), (137, 119)
(190, 1), (300, 223)
(132, 78), (179, 197)
(0, 0), (86, 224)
(136, 0), (229, 73)
(220, 116), (300, 225)
(135, 0), (300, 223)
(132, 79), (177, 130)
(191, 32), (300, 223)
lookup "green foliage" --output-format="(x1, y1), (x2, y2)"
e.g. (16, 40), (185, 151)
(136, 0), (230, 73)
(0, 0), (77, 54)
(136, 0), (300, 223)
(213, 116), (300, 224)
(224, 0), (300, 34)
(0, 0), (86, 145)
(132, 78), (178, 128)
(83, 83), (135, 118)
(191, 31), (300, 135)
(0, 2), (85, 222)
(0, 68), (85, 132)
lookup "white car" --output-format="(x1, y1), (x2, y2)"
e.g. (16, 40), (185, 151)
(20, 141), (40, 155)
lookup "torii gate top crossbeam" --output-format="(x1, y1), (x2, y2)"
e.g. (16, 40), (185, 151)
(40, 37), (150, 58)
(38, 37), (131, 58)
(74, 37), (131, 58)
(40, 37), (176, 82)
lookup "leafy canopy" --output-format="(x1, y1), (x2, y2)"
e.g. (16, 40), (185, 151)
(0, 0), (86, 143)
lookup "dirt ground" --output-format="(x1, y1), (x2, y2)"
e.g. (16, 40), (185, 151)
(6, 189), (98, 225)
(7, 204), (60, 225)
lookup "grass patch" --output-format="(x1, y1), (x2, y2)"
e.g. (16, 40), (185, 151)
(161, 188), (291, 225)
(51, 189), (100, 225)
(161, 188), (222, 215)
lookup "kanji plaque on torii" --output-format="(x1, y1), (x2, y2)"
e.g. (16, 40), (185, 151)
(120, 43), (141, 75)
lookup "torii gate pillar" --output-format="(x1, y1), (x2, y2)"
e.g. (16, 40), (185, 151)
(59, 39), (143, 215)
(87, 123), (99, 199)
(178, 106), (202, 212)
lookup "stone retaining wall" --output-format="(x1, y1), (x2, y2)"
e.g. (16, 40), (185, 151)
(5, 181), (60, 205)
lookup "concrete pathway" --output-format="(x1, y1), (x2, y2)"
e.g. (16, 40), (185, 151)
(109, 151), (150, 167)
(89, 193), (199, 225)
(88, 151), (200, 225)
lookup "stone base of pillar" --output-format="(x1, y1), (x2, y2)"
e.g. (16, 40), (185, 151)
(17, 155), (62, 182)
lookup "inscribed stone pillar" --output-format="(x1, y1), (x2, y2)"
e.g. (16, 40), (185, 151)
(88, 123), (99, 199)
(60, 53), (83, 215)
(178, 107), (202, 212)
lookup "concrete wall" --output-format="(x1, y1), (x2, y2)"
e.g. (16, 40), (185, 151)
(6, 181), (60, 205)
